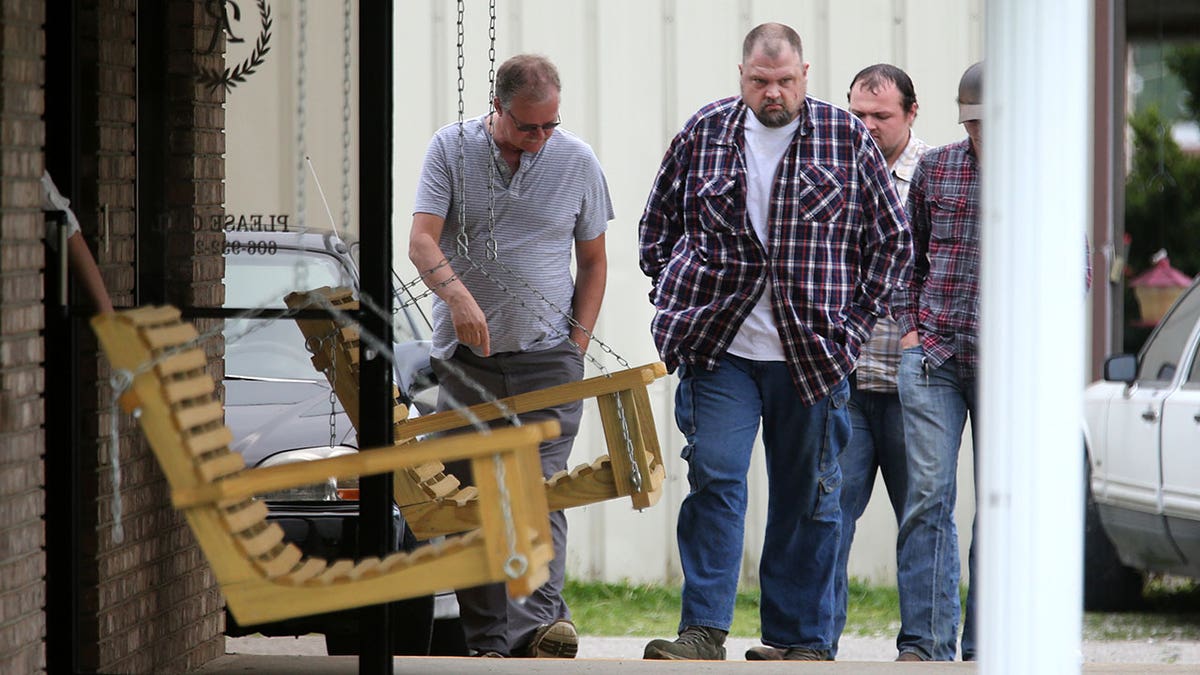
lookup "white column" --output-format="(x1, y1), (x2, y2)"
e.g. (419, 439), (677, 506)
(978, 0), (1091, 673)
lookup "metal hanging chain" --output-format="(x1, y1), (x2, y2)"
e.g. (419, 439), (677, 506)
(402, 258), (461, 306)
(466, 0), (628, 372)
(495, 455), (529, 579)
(454, 0), (638, 491)
(107, 373), (130, 544)
(323, 333), (339, 449)
(455, 0), (470, 256)
(293, 0), (310, 296)
(484, 0), (499, 261)
(459, 0), (523, 572)
(340, 0), (353, 235)
(295, 0), (308, 236)
(355, 289), (517, 430)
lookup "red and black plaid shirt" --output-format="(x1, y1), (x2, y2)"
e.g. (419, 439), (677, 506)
(894, 139), (1093, 381)
(893, 139), (982, 379)
(639, 96), (912, 405)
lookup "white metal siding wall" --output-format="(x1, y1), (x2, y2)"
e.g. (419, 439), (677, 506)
(389, 0), (985, 587)
(232, 0), (986, 587)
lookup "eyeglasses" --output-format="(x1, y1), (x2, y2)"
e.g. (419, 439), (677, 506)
(504, 108), (561, 133)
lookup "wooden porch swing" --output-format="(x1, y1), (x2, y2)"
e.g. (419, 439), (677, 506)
(92, 306), (556, 626)
(284, 286), (669, 540)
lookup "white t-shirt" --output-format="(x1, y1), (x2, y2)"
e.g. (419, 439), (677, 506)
(726, 111), (801, 362)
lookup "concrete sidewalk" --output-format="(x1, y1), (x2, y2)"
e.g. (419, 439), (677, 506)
(195, 635), (1200, 673)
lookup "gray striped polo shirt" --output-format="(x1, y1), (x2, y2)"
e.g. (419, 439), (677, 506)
(413, 115), (613, 359)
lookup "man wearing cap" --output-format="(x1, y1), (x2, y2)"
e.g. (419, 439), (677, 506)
(890, 61), (984, 662)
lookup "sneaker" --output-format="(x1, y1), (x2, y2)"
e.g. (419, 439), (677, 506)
(745, 645), (831, 661)
(524, 620), (578, 658)
(643, 625), (727, 660)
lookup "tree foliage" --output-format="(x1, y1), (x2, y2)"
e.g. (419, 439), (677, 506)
(1125, 44), (1200, 279)
(1124, 106), (1200, 278)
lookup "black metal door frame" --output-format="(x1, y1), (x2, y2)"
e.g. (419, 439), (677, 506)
(356, 2), (396, 671)
(43, 4), (84, 673)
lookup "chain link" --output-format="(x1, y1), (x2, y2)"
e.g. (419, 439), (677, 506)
(340, 0), (353, 236)
(612, 394), (643, 494)
(324, 334), (339, 449)
(495, 454), (528, 579)
(455, 0), (470, 257)
(295, 0), (308, 237)
(107, 370), (131, 544)
(484, 0), (499, 261)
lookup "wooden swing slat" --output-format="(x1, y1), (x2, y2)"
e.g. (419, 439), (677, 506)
(238, 522), (286, 557)
(163, 374), (215, 403)
(282, 557), (327, 584)
(156, 349), (208, 377)
(256, 543), (303, 579)
(173, 400), (224, 431)
(184, 426), (235, 457)
(222, 499), (269, 533)
(196, 453), (246, 484)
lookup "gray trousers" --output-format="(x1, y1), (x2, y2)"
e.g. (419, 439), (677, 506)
(430, 341), (583, 656)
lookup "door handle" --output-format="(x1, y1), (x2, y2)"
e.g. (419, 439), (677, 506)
(1141, 409), (1159, 422)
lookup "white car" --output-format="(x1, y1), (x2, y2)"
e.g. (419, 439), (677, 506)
(1084, 276), (1200, 609)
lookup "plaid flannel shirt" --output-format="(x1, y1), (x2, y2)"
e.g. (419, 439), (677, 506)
(894, 138), (981, 379)
(639, 96), (912, 405)
(894, 139), (1094, 382)
(853, 134), (930, 393)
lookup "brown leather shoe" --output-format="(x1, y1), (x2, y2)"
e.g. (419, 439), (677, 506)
(745, 645), (831, 661)
(896, 650), (925, 661)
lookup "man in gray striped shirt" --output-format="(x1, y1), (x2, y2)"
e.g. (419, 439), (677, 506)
(409, 53), (612, 659)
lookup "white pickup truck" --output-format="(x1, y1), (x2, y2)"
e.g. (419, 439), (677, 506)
(1084, 276), (1200, 610)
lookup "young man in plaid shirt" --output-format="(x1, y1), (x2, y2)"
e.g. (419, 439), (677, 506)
(891, 61), (984, 663)
(832, 63), (930, 659)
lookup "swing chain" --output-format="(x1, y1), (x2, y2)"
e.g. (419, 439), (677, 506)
(325, 334), (338, 449)
(295, 0), (308, 239)
(340, 0), (352, 234)
(612, 394), (643, 495)
(495, 453), (529, 579)
(455, 0), (470, 257)
(484, 0), (499, 261)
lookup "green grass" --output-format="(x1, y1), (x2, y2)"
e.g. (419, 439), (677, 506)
(563, 577), (1200, 641)
(562, 578), (899, 638)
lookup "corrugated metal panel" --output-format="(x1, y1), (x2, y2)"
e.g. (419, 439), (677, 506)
(230, 0), (985, 586)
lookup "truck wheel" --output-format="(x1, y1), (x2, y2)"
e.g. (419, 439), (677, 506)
(1083, 456), (1144, 611)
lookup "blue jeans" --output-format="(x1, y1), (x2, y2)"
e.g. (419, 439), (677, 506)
(832, 378), (908, 654)
(674, 354), (848, 651)
(895, 349), (978, 661)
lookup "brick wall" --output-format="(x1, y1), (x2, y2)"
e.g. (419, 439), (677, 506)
(80, 1), (226, 672)
(0, 1), (229, 670)
(0, 1), (48, 672)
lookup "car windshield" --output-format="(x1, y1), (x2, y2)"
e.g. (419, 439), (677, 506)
(224, 247), (354, 380)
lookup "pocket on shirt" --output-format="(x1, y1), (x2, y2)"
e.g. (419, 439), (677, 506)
(695, 174), (741, 234)
(797, 164), (847, 223)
